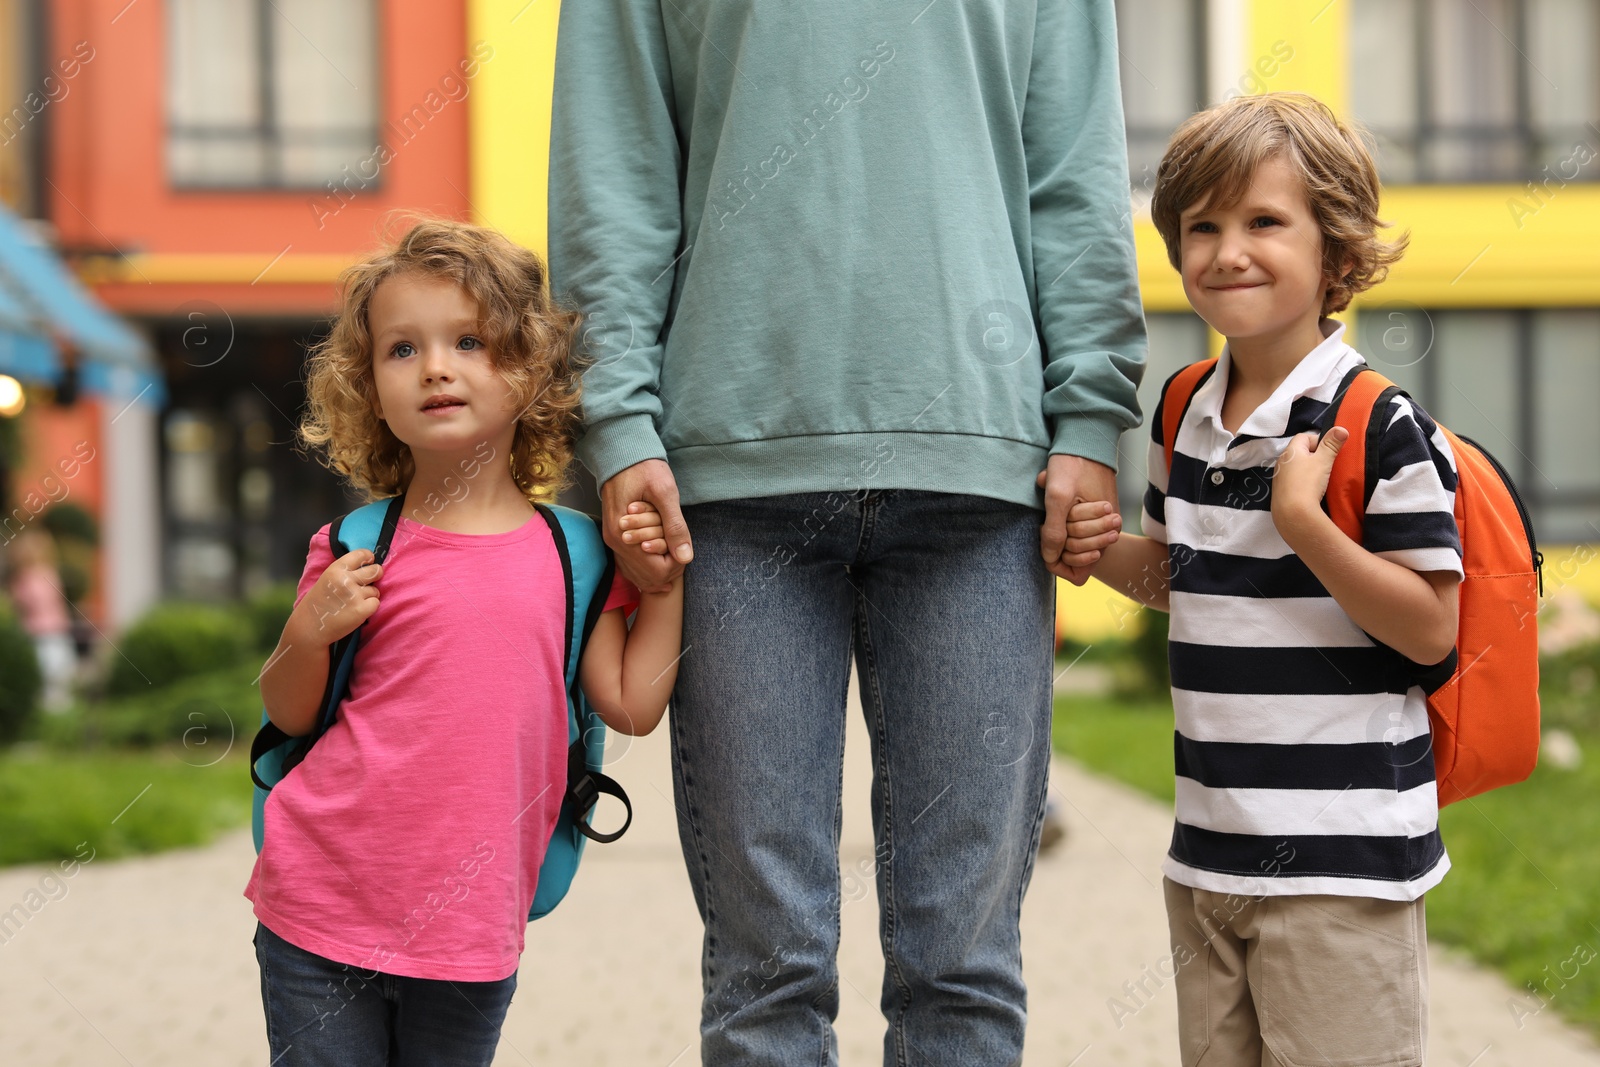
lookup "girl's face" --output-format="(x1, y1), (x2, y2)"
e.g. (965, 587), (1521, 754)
(368, 272), (523, 460)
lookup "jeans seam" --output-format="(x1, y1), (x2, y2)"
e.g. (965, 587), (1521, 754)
(852, 493), (878, 564)
(1014, 628), (1053, 919)
(814, 637), (853, 1067)
(855, 590), (913, 1067)
(257, 929), (286, 1060)
(669, 701), (723, 1012)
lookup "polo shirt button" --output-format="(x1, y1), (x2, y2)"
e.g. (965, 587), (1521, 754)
(1210, 469), (1225, 485)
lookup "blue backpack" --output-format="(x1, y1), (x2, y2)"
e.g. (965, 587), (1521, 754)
(248, 496), (633, 920)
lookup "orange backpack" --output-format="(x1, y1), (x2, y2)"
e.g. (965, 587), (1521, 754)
(1160, 359), (1543, 806)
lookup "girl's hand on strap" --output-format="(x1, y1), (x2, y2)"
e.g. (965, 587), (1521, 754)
(618, 501), (670, 556)
(287, 549), (383, 648)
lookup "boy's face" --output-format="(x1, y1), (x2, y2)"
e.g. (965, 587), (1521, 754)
(1178, 154), (1332, 347)
(368, 271), (522, 459)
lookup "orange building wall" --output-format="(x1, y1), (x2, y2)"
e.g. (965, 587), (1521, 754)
(48, 0), (473, 315)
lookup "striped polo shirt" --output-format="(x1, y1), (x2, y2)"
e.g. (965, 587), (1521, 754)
(1143, 320), (1464, 901)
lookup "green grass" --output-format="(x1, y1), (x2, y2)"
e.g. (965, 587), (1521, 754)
(1431, 756), (1600, 1031)
(0, 660), (266, 868)
(1052, 692), (1175, 802)
(0, 750), (254, 867)
(1051, 691), (1600, 1037)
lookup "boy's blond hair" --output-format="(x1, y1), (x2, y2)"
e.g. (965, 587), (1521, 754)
(300, 216), (583, 502)
(1151, 92), (1406, 315)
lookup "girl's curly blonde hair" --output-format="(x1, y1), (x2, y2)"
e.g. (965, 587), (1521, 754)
(1151, 92), (1407, 316)
(300, 216), (584, 503)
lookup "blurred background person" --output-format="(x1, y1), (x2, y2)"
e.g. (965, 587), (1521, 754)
(6, 528), (76, 711)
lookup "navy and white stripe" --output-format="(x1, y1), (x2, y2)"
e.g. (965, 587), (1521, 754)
(1144, 322), (1463, 901)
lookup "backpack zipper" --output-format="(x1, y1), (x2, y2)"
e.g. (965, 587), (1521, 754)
(1455, 433), (1544, 597)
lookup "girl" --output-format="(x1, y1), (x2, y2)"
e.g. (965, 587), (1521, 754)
(248, 217), (682, 1066)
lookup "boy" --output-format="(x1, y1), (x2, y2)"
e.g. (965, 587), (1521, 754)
(1058, 93), (1462, 1066)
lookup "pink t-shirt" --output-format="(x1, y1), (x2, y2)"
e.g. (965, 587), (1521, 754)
(244, 511), (638, 981)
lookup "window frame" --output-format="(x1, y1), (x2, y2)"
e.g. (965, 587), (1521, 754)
(1365, 307), (1600, 545)
(165, 0), (383, 193)
(1115, 0), (1210, 196)
(1355, 0), (1596, 185)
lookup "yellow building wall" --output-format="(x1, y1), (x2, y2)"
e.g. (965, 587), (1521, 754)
(466, 0), (560, 256)
(0, 0), (32, 212)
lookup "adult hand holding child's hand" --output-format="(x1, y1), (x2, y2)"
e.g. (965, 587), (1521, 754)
(618, 503), (682, 596)
(602, 459), (693, 595)
(1037, 465), (1122, 585)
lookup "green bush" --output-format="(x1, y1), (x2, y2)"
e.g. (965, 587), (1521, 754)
(245, 581), (298, 652)
(57, 557), (90, 606)
(104, 602), (255, 697)
(41, 502), (99, 546)
(1540, 642), (1600, 735)
(0, 607), (42, 744)
(86, 661), (263, 749)
(1111, 608), (1170, 699)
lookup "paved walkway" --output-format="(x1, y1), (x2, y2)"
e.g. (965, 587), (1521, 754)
(2, 677), (1596, 1065)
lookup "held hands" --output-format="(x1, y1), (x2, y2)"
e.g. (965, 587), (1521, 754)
(617, 502), (686, 597)
(601, 459), (692, 595)
(1270, 426), (1349, 540)
(619, 503), (670, 561)
(1036, 454), (1126, 585)
(287, 549), (382, 648)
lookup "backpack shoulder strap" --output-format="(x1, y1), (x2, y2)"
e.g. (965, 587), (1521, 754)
(533, 505), (615, 700)
(534, 503), (631, 845)
(1314, 365), (1403, 544)
(1160, 359), (1219, 476)
(248, 496), (404, 790)
(332, 495), (405, 561)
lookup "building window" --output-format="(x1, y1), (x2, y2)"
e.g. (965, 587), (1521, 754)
(1355, 308), (1599, 545)
(1116, 312), (1211, 520)
(1529, 310), (1600, 543)
(1350, 0), (1600, 183)
(167, 0), (378, 189)
(1116, 0), (1208, 201)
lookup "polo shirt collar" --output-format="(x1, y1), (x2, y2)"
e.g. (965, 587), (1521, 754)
(1189, 318), (1355, 449)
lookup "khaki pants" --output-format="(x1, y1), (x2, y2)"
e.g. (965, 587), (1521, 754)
(1163, 877), (1429, 1067)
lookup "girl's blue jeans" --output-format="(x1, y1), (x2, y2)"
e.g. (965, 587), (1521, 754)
(253, 922), (516, 1066)
(671, 489), (1055, 1066)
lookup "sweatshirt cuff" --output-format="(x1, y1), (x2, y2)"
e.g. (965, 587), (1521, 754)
(576, 412), (669, 489)
(1049, 416), (1124, 473)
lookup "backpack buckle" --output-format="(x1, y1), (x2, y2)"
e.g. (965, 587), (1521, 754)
(569, 772), (600, 815)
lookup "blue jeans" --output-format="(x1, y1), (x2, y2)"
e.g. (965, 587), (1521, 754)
(253, 922), (516, 1066)
(671, 490), (1055, 1066)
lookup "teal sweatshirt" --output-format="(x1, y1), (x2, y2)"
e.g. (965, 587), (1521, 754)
(548, 0), (1146, 510)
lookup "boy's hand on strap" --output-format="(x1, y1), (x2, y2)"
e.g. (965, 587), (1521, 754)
(618, 502), (669, 555)
(1271, 426), (1349, 538)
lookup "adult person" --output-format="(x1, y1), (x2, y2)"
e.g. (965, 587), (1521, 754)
(548, 3), (1145, 1064)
